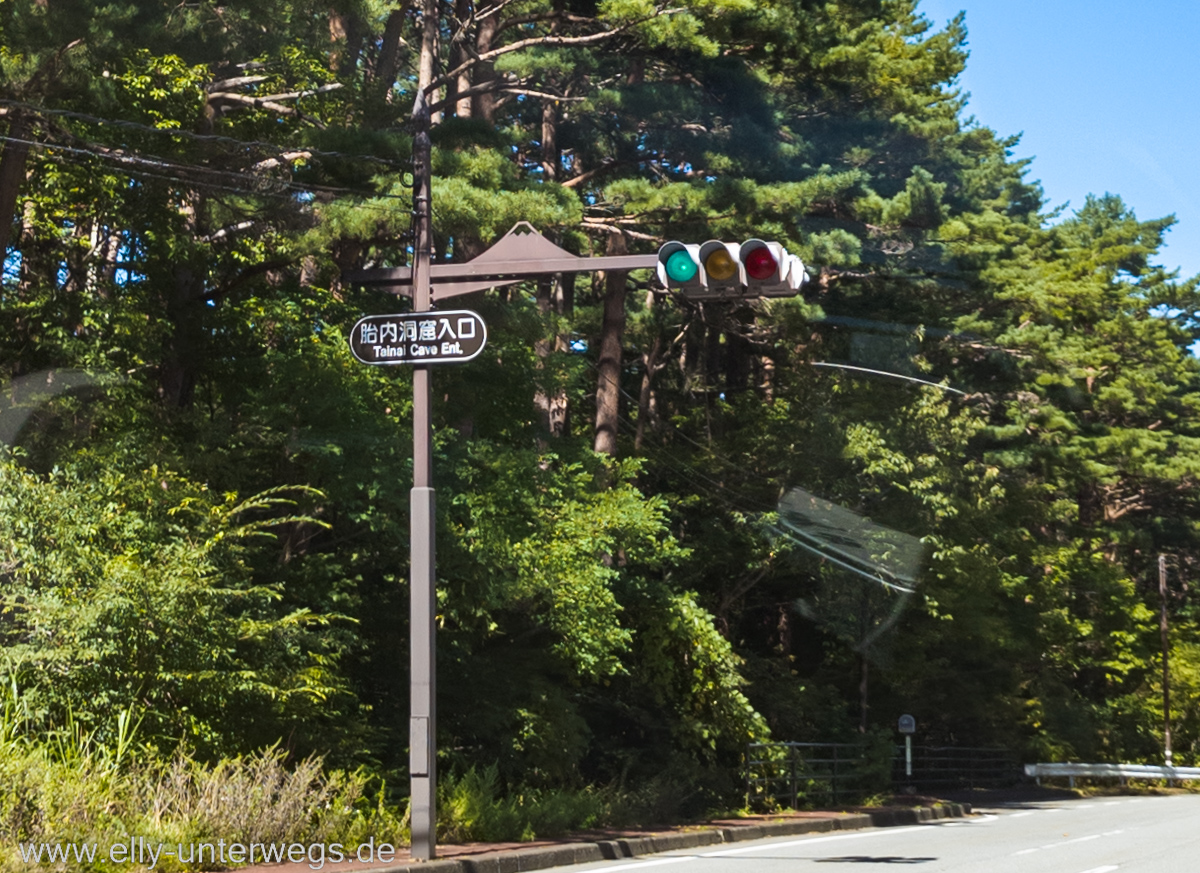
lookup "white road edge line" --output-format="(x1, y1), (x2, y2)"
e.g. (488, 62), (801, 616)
(702, 825), (929, 857)
(594, 825), (933, 870)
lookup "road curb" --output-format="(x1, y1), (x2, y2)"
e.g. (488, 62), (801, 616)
(367, 803), (971, 873)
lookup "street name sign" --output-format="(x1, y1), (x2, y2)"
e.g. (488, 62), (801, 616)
(349, 310), (487, 365)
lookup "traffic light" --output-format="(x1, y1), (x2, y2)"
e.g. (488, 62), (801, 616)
(656, 238), (807, 300)
(656, 241), (704, 294)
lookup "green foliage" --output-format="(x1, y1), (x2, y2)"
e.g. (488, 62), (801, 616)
(4, 0), (1200, 830)
(438, 764), (605, 842)
(0, 458), (354, 758)
(0, 683), (402, 873)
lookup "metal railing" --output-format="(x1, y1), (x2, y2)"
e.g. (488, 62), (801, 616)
(745, 742), (876, 809)
(897, 745), (1021, 790)
(746, 741), (1021, 809)
(1026, 762), (1200, 787)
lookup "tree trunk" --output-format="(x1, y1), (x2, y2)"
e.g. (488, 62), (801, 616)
(329, 10), (364, 77)
(159, 263), (205, 408)
(635, 295), (663, 452)
(594, 232), (628, 456)
(472, 15), (498, 123)
(0, 114), (31, 258)
(417, 0), (442, 123)
(724, 312), (753, 394)
(534, 276), (569, 439)
(759, 352), (775, 402)
(159, 192), (209, 408)
(452, 0), (473, 118)
(541, 99), (558, 181)
(375, 6), (410, 104)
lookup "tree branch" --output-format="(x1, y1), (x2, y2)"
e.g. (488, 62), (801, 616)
(562, 159), (635, 189)
(429, 14), (674, 93)
(201, 259), (292, 302)
(207, 75), (269, 91)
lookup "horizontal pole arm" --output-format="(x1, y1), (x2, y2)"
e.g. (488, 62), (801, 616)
(347, 253), (658, 287)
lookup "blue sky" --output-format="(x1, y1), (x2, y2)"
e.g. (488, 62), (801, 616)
(917, 0), (1200, 280)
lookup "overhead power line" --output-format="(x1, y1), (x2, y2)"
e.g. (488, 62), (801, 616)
(0, 133), (410, 205)
(0, 98), (408, 169)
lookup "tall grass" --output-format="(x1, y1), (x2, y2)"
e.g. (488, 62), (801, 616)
(435, 760), (736, 843)
(0, 683), (404, 872)
(2, 678), (737, 869)
(437, 765), (607, 842)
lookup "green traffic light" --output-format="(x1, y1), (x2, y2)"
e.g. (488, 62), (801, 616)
(665, 250), (698, 283)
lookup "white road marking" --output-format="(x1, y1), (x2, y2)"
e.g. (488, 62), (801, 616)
(1053, 835), (1101, 847)
(599, 858), (693, 871)
(594, 826), (932, 871)
(600, 858), (693, 871)
(1076, 867), (1118, 873)
(1010, 830), (1123, 856)
(1010, 812), (1035, 818)
(701, 826), (928, 857)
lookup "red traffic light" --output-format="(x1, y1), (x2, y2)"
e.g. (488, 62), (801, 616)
(743, 246), (778, 281)
(657, 239), (805, 299)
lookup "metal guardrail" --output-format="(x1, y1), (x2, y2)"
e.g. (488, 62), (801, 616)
(746, 742), (1020, 809)
(1026, 762), (1200, 787)
(745, 742), (873, 809)
(896, 745), (1021, 790)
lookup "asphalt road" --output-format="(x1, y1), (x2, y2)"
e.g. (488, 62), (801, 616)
(565, 795), (1200, 873)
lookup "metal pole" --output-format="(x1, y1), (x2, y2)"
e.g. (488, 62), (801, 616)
(832, 745), (839, 804)
(1160, 554), (1172, 767)
(905, 736), (912, 778)
(790, 745), (798, 810)
(409, 86), (437, 861)
(744, 746), (750, 810)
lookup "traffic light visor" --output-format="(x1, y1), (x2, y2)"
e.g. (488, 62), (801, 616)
(704, 248), (738, 281)
(666, 250), (699, 283)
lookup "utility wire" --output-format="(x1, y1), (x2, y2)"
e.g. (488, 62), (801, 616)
(579, 355), (778, 514)
(0, 133), (411, 208)
(0, 98), (409, 169)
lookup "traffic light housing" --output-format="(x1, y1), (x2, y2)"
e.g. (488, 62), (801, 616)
(656, 241), (703, 294)
(656, 238), (807, 300)
(698, 240), (742, 295)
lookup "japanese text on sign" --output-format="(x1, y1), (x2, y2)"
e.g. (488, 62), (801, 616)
(349, 310), (487, 365)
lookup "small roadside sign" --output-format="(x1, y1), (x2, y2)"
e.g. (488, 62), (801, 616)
(350, 310), (487, 365)
(898, 714), (916, 734)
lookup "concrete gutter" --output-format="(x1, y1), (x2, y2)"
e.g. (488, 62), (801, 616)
(359, 803), (972, 873)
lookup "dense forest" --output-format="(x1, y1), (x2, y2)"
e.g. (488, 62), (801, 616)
(3, 0), (1200, 852)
